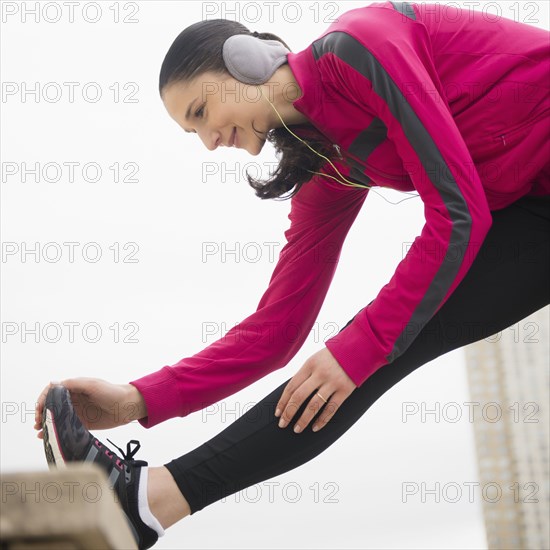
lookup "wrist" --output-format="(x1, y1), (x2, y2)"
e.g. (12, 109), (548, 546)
(125, 383), (148, 421)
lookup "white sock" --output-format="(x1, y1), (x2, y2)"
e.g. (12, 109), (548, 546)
(138, 467), (165, 538)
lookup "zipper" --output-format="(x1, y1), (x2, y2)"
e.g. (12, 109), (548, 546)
(491, 106), (550, 148)
(333, 144), (343, 159)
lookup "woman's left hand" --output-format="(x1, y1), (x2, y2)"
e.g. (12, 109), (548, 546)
(275, 347), (357, 433)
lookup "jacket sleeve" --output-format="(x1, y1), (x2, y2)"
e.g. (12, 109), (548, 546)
(323, 6), (493, 387)
(129, 170), (368, 427)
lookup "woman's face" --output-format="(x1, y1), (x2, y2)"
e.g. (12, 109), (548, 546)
(162, 71), (276, 156)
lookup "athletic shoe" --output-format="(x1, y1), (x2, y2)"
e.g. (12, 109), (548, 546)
(41, 384), (159, 550)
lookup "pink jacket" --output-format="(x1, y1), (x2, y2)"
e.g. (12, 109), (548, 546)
(131, 1), (550, 428)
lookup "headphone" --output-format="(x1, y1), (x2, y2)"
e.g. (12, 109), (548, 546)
(222, 33), (419, 202)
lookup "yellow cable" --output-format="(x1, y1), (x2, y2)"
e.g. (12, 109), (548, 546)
(257, 84), (420, 204)
(257, 85), (371, 189)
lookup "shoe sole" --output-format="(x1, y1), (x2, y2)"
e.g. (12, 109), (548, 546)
(42, 400), (67, 469)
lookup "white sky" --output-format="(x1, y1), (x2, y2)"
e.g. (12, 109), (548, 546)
(1, 1), (548, 548)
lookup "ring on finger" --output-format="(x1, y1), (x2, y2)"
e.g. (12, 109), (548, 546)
(316, 391), (328, 404)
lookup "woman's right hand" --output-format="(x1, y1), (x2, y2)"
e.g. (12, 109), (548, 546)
(34, 377), (147, 439)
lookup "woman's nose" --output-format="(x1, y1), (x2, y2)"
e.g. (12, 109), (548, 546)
(200, 129), (222, 151)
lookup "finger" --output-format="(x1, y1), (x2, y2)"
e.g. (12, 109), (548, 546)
(56, 377), (94, 408)
(58, 377), (86, 392)
(278, 379), (318, 429)
(312, 394), (343, 432)
(275, 369), (310, 419)
(293, 388), (333, 433)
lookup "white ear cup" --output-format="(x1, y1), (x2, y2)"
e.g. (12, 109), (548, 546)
(222, 34), (290, 85)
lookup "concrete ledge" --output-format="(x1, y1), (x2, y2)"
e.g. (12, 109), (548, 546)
(1, 463), (138, 549)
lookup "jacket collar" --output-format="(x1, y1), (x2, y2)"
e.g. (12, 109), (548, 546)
(286, 47), (326, 130)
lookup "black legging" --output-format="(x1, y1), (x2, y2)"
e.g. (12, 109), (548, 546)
(164, 192), (550, 514)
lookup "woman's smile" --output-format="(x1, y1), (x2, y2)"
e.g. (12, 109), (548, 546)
(161, 66), (307, 156)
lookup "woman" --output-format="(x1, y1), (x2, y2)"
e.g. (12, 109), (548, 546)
(35, 2), (549, 549)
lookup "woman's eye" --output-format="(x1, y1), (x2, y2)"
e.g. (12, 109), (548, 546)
(195, 105), (205, 118)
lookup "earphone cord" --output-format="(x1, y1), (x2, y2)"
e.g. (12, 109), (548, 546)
(257, 85), (419, 206)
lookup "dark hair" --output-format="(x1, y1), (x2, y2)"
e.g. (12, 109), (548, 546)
(158, 19), (338, 201)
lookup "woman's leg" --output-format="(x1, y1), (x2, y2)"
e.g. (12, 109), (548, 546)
(161, 194), (549, 516)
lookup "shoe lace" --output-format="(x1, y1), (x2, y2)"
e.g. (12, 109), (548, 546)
(106, 438), (141, 461)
